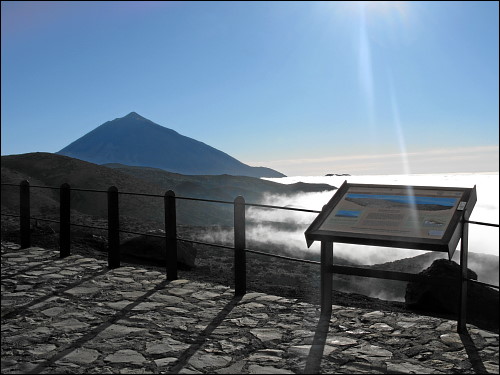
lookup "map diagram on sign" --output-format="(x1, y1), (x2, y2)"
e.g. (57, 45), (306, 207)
(318, 186), (464, 239)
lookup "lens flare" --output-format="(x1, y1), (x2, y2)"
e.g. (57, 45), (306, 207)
(357, 4), (376, 130)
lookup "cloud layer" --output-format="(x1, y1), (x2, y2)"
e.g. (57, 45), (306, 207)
(251, 172), (500, 264)
(249, 146), (499, 176)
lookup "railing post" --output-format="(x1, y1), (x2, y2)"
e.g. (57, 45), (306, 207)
(60, 183), (71, 257)
(107, 186), (120, 269)
(321, 241), (333, 316)
(234, 196), (246, 296)
(20, 180), (31, 249)
(165, 190), (178, 280)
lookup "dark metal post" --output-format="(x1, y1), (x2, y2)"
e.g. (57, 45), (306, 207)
(20, 180), (31, 249)
(59, 183), (71, 257)
(234, 196), (246, 296)
(165, 190), (178, 280)
(458, 219), (469, 333)
(107, 186), (120, 269)
(321, 241), (333, 316)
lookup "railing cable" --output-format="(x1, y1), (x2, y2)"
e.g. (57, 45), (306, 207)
(1, 181), (498, 293)
(245, 247), (321, 265)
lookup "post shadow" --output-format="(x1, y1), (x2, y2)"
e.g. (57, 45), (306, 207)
(2, 267), (111, 321)
(303, 240), (333, 373)
(168, 295), (243, 374)
(26, 278), (173, 374)
(303, 312), (331, 374)
(459, 331), (488, 374)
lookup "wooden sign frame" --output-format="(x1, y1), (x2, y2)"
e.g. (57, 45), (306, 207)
(305, 181), (476, 260)
(304, 181), (477, 333)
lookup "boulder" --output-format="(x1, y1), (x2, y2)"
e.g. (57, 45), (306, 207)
(405, 259), (498, 332)
(405, 259), (476, 314)
(120, 230), (197, 270)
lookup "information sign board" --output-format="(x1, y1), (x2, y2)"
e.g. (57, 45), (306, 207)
(305, 181), (476, 258)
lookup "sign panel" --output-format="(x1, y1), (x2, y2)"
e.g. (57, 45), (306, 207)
(305, 182), (476, 257)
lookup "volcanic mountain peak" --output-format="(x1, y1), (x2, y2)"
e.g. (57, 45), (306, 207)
(57, 112), (285, 178)
(125, 111), (142, 118)
(121, 112), (158, 125)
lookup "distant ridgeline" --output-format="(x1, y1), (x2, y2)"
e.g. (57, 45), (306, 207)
(1, 152), (334, 227)
(57, 112), (285, 178)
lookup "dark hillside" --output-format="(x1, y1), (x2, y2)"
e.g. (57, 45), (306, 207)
(1, 153), (230, 226)
(1, 153), (335, 227)
(104, 163), (335, 204)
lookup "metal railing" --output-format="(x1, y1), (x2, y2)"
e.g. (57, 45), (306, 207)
(1, 180), (499, 294)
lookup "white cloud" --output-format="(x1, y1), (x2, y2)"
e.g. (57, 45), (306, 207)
(256, 173), (499, 262)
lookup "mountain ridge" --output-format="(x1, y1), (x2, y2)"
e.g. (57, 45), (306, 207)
(57, 112), (285, 178)
(1, 152), (332, 226)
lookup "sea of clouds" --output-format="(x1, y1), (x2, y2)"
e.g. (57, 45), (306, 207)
(250, 172), (499, 265)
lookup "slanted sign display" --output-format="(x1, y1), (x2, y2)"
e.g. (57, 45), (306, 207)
(305, 181), (476, 259)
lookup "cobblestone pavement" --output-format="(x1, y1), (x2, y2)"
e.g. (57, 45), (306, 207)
(1, 241), (498, 374)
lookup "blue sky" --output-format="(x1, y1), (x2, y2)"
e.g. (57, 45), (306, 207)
(1, 1), (498, 176)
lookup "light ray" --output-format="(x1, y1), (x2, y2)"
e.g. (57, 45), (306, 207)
(357, 3), (376, 133)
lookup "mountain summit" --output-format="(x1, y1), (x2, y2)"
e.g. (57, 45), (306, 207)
(57, 112), (285, 177)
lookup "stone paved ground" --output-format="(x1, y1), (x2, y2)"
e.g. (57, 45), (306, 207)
(1, 241), (498, 374)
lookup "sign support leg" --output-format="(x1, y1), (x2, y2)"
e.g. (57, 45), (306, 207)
(320, 241), (333, 316)
(458, 219), (469, 333)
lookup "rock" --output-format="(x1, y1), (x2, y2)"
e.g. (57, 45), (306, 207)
(405, 259), (475, 314)
(104, 349), (147, 364)
(120, 230), (196, 269)
(405, 259), (499, 332)
(62, 348), (100, 364)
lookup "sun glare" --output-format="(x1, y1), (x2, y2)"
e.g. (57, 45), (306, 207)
(357, 1), (409, 22)
(354, 0), (412, 174)
(360, 1), (406, 12)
